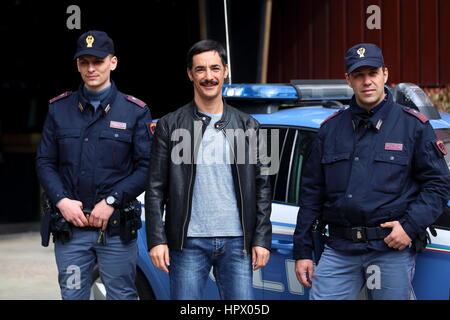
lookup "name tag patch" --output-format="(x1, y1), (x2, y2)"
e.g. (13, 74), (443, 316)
(384, 143), (403, 151)
(110, 121), (127, 130)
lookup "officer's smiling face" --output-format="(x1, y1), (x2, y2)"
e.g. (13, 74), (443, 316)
(77, 55), (118, 91)
(187, 50), (228, 102)
(346, 66), (388, 111)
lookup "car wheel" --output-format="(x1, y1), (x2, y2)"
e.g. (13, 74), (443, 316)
(90, 265), (155, 300)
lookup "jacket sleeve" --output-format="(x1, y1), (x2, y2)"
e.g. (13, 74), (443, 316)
(401, 122), (450, 240)
(145, 118), (169, 250)
(35, 105), (68, 206)
(293, 133), (326, 260)
(251, 121), (273, 250)
(109, 107), (153, 205)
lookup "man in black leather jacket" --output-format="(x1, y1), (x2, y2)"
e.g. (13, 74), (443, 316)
(145, 40), (272, 299)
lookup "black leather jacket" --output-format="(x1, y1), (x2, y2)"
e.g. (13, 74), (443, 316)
(145, 101), (272, 252)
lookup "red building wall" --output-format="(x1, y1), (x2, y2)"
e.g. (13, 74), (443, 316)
(268, 0), (450, 86)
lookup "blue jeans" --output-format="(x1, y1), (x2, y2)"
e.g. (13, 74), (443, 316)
(310, 245), (416, 300)
(54, 228), (138, 300)
(169, 237), (253, 300)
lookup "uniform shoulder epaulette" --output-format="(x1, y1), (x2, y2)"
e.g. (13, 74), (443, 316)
(320, 109), (345, 127)
(402, 107), (428, 123)
(125, 95), (147, 108)
(49, 91), (72, 104)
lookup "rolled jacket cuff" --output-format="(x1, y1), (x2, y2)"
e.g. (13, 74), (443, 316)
(400, 219), (419, 240)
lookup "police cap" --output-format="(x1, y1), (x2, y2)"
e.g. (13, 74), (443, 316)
(73, 30), (115, 60)
(345, 43), (384, 74)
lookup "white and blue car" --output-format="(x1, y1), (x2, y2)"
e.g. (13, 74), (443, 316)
(91, 81), (450, 300)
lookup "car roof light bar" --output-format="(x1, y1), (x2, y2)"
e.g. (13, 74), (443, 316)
(223, 80), (354, 102)
(290, 80), (354, 102)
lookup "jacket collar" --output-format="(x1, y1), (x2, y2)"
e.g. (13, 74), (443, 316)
(350, 88), (393, 131)
(77, 80), (118, 114)
(190, 99), (231, 130)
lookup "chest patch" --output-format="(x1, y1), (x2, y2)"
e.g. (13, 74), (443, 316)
(110, 121), (127, 130)
(384, 143), (403, 151)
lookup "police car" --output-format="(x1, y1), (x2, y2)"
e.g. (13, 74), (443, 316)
(90, 81), (450, 300)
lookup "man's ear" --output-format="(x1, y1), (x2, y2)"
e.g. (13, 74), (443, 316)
(76, 58), (81, 73)
(187, 68), (193, 82)
(383, 67), (389, 84)
(110, 56), (118, 71)
(345, 73), (352, 88)
(224, 64), (229, 79)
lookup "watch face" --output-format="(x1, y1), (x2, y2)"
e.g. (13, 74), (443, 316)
(106, 196), (115, 205)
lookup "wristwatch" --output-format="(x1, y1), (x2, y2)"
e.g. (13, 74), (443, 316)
(106, 195), (119, 208)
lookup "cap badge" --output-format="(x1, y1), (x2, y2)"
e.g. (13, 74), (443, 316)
(86, 35), (95, 48)
(357, 47), (366, 58)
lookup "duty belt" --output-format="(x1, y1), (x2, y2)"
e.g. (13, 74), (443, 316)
(328, 225), (391, 243)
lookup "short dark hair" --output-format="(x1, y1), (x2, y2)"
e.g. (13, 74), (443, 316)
(186, 39), (227, 69)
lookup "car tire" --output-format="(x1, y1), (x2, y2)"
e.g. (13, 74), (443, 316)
(90, 264), (155, 300)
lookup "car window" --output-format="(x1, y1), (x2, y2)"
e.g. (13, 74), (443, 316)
(266, 126), (316, 205)
(433, 128), (450, 230)
(287, 130), (316, 204)
(269, 127), (290, 202)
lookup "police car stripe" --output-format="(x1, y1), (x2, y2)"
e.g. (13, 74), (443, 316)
(425, 244), (450, 254)
(272, 221), (295, 235)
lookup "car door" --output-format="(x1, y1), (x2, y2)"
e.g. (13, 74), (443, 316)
(254, 126), (317, 299)
(412, 128), (450, 300)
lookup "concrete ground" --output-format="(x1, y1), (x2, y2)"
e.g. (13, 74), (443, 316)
(0, 226), (60, 300)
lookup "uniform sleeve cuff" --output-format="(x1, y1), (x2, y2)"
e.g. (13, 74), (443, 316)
(400, 219), (419, 240)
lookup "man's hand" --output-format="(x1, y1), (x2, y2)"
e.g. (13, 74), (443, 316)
(149, 244), (170, 273)
(252, 246), (270, 271)
(381, 220), (412, 251)
(89, 199), (115, 230)
(56, 198), (88, 227)
(295, 259), (314, 288)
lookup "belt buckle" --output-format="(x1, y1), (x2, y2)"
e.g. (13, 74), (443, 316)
(351, 227), (367, 242)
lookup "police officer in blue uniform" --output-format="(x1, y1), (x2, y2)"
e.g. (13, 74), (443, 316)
(36, 30), (152, 299)
(293, 43), (450, 299)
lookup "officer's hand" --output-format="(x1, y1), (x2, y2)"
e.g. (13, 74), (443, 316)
(295, 259), (314, 288)
(90, 199), (115, 230)
(56, 198), (88, 227)
(381, 221), (412, 250)
(252, 246), (270, 270)
(149, 244), (170, 273)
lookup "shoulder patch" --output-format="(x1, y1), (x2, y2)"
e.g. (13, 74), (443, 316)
(125, 95), (147, 108)
(320, 109), (344, 127)
(49, 91), (72, 104)
(402, 107), (428, 123)
(436, 140), (448, 156)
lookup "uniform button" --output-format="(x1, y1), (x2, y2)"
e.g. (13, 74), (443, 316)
(202, 117), (206, 121)
(84, 138), (89, 142)
(347, 194), (353, 199)
(114, 133), (119, 138)
(113, 220), (118, 225)
(354, 157), (359, 161)
(390, 156), (395, 161)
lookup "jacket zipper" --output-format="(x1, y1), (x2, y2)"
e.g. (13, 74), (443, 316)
(221, 128), (247, 255)
(180, 143), (195, 251)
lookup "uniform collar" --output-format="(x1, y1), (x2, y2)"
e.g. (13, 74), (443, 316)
(350, 88), (392, 131)
(77, 80), (118, 114)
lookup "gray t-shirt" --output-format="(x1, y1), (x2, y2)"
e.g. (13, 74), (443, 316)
(187, 113), (243, 237)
